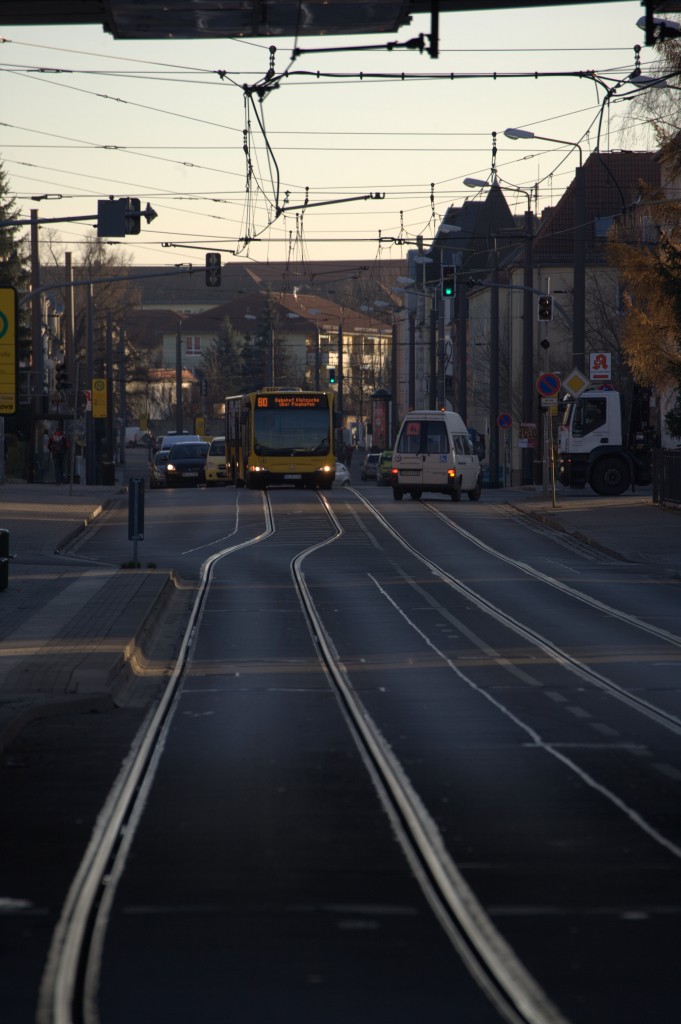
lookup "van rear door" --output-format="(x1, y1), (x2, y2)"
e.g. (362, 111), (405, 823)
(395, 418), (451, 488)
(395, 419), (425, 487)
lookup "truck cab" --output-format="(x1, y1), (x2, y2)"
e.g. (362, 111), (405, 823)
(558, 389), (653, 496)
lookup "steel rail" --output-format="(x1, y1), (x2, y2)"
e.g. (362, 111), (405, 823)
(290, 492), (570, 1024)
(352, 490), (681, 739)
(39, 494), (275, 1024)
(425, 501), (681, 650)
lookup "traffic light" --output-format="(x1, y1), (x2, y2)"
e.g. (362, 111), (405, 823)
(328, 367), (337, 385)
(55, 362), (69, 391)
(124, 197), (141, 235)
(442, 265), (456, 299)
(97, 197), (155, 236)
(537, 294), (553, 322)
(205, 252), (221, 287)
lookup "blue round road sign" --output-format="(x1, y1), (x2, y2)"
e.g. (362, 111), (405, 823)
(536, 372), (561, 397)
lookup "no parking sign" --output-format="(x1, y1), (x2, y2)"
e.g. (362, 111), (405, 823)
(535, 372), (561, 397)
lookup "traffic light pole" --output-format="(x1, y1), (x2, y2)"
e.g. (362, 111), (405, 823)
(337, 321), (344, 442)
(489, 243), (500, 488)
(521, 207), (534, 486)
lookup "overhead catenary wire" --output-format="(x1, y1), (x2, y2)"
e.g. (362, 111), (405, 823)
(1, 27), (663, 263)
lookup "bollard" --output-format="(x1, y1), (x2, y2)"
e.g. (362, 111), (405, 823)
(0, 529), (9, 591)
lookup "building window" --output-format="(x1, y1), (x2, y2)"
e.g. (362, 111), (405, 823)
(186, 336), (201, 355)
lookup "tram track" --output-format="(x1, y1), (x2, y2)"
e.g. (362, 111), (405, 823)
(351, 490), (681, 739)
(40, 486), (572, 1024)
(38, 495), (275, 1024)
(38, 484), (679, 1024)
(293, 493), (571, 1024)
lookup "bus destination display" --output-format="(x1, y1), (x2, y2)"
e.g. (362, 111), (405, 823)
(256, 394), (328, 410)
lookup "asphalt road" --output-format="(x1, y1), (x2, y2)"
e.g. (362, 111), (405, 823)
(3, 471), (680, 1023)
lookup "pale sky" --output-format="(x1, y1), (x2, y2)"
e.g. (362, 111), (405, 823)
(0, 2), (661, 270)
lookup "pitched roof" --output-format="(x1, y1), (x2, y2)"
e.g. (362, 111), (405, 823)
(530, 151), (661, 266)
(178, 291), (391, 337)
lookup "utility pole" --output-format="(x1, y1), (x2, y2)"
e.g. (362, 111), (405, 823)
(573, 163), (586, 373)
(489, 242), (500, 488)
(119, 325), (127, 468)
(106, 313), (114, 468)
(86, 285), (96, 485)
(175, 322), (183, 434)
(457, 283), (468, 421)
(391, 317), (399, 444)
(408, 309), (416, 410)
(521, 205), (534, 485)
(337, 320), (344, 442)
(429, 304), (437, 409)
(64, 252), (74, 384)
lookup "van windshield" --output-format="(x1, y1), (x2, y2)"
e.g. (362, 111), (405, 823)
(396, 420), (449, 455)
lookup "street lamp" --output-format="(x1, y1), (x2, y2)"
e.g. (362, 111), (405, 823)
(465, 175), (534, 485)
(504, 127), (585, 373)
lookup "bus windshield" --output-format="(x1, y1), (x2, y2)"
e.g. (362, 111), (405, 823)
(253, 407), (331, 456)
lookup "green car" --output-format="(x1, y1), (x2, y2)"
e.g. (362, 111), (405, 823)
(376, 449), (393, 485)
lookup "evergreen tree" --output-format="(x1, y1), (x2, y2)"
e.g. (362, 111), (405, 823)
(240, 330), (269, 391)
(200, 317), (243, 404)
(0, 159), (29, 289)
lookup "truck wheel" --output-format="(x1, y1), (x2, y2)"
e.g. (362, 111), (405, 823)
(590, 457), (631, 496)
(467, 476), (482, 501)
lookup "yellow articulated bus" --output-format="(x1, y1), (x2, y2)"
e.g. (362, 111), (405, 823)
(224, 389), (336, 489)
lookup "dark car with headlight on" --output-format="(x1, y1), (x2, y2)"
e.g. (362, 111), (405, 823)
(165, 441), (209, 487)
(149, 449), (169, 489)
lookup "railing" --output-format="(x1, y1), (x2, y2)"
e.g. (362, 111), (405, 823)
(652, 448), (681, 505)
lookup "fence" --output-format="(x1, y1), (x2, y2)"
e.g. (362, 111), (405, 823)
(652, 448), (681, 505)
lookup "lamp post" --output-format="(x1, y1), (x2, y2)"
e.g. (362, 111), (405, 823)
(505, 128), (585, 372)
(412, 254), (435, 409)
(465, 176), (534, 484)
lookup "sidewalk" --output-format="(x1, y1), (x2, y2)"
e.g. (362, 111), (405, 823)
(0, 480), (174, 751)
(507, 484), (681, 575)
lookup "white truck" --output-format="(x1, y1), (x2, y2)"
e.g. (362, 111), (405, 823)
(557, 388), (654, 496)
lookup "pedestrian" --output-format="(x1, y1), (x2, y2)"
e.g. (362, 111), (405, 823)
(48, 429), (69, 484)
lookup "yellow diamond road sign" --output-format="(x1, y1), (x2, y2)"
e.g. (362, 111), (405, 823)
(562, 367), (591, 397)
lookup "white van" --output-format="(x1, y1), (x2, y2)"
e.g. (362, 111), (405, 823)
(392, 410), (482, 501)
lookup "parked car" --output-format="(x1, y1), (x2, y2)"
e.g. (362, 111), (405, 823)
(205, 436), (227, 486)
(156, 432), (201, 452)
(149, 450), (169, 489)
(334, 460), (350, 486)
(164, 441), (209, 487)
(376, 449), (393, 485)
(361, 452), (381, 480)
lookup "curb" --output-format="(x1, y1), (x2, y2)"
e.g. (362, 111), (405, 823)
(0, 571), (178, 754)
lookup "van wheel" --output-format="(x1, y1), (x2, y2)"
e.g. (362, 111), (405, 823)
(392, 488), (403, 501)
(450, 482), (462, 502)
(467, 476), (482, 501)
(409, 490), (422, 500)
